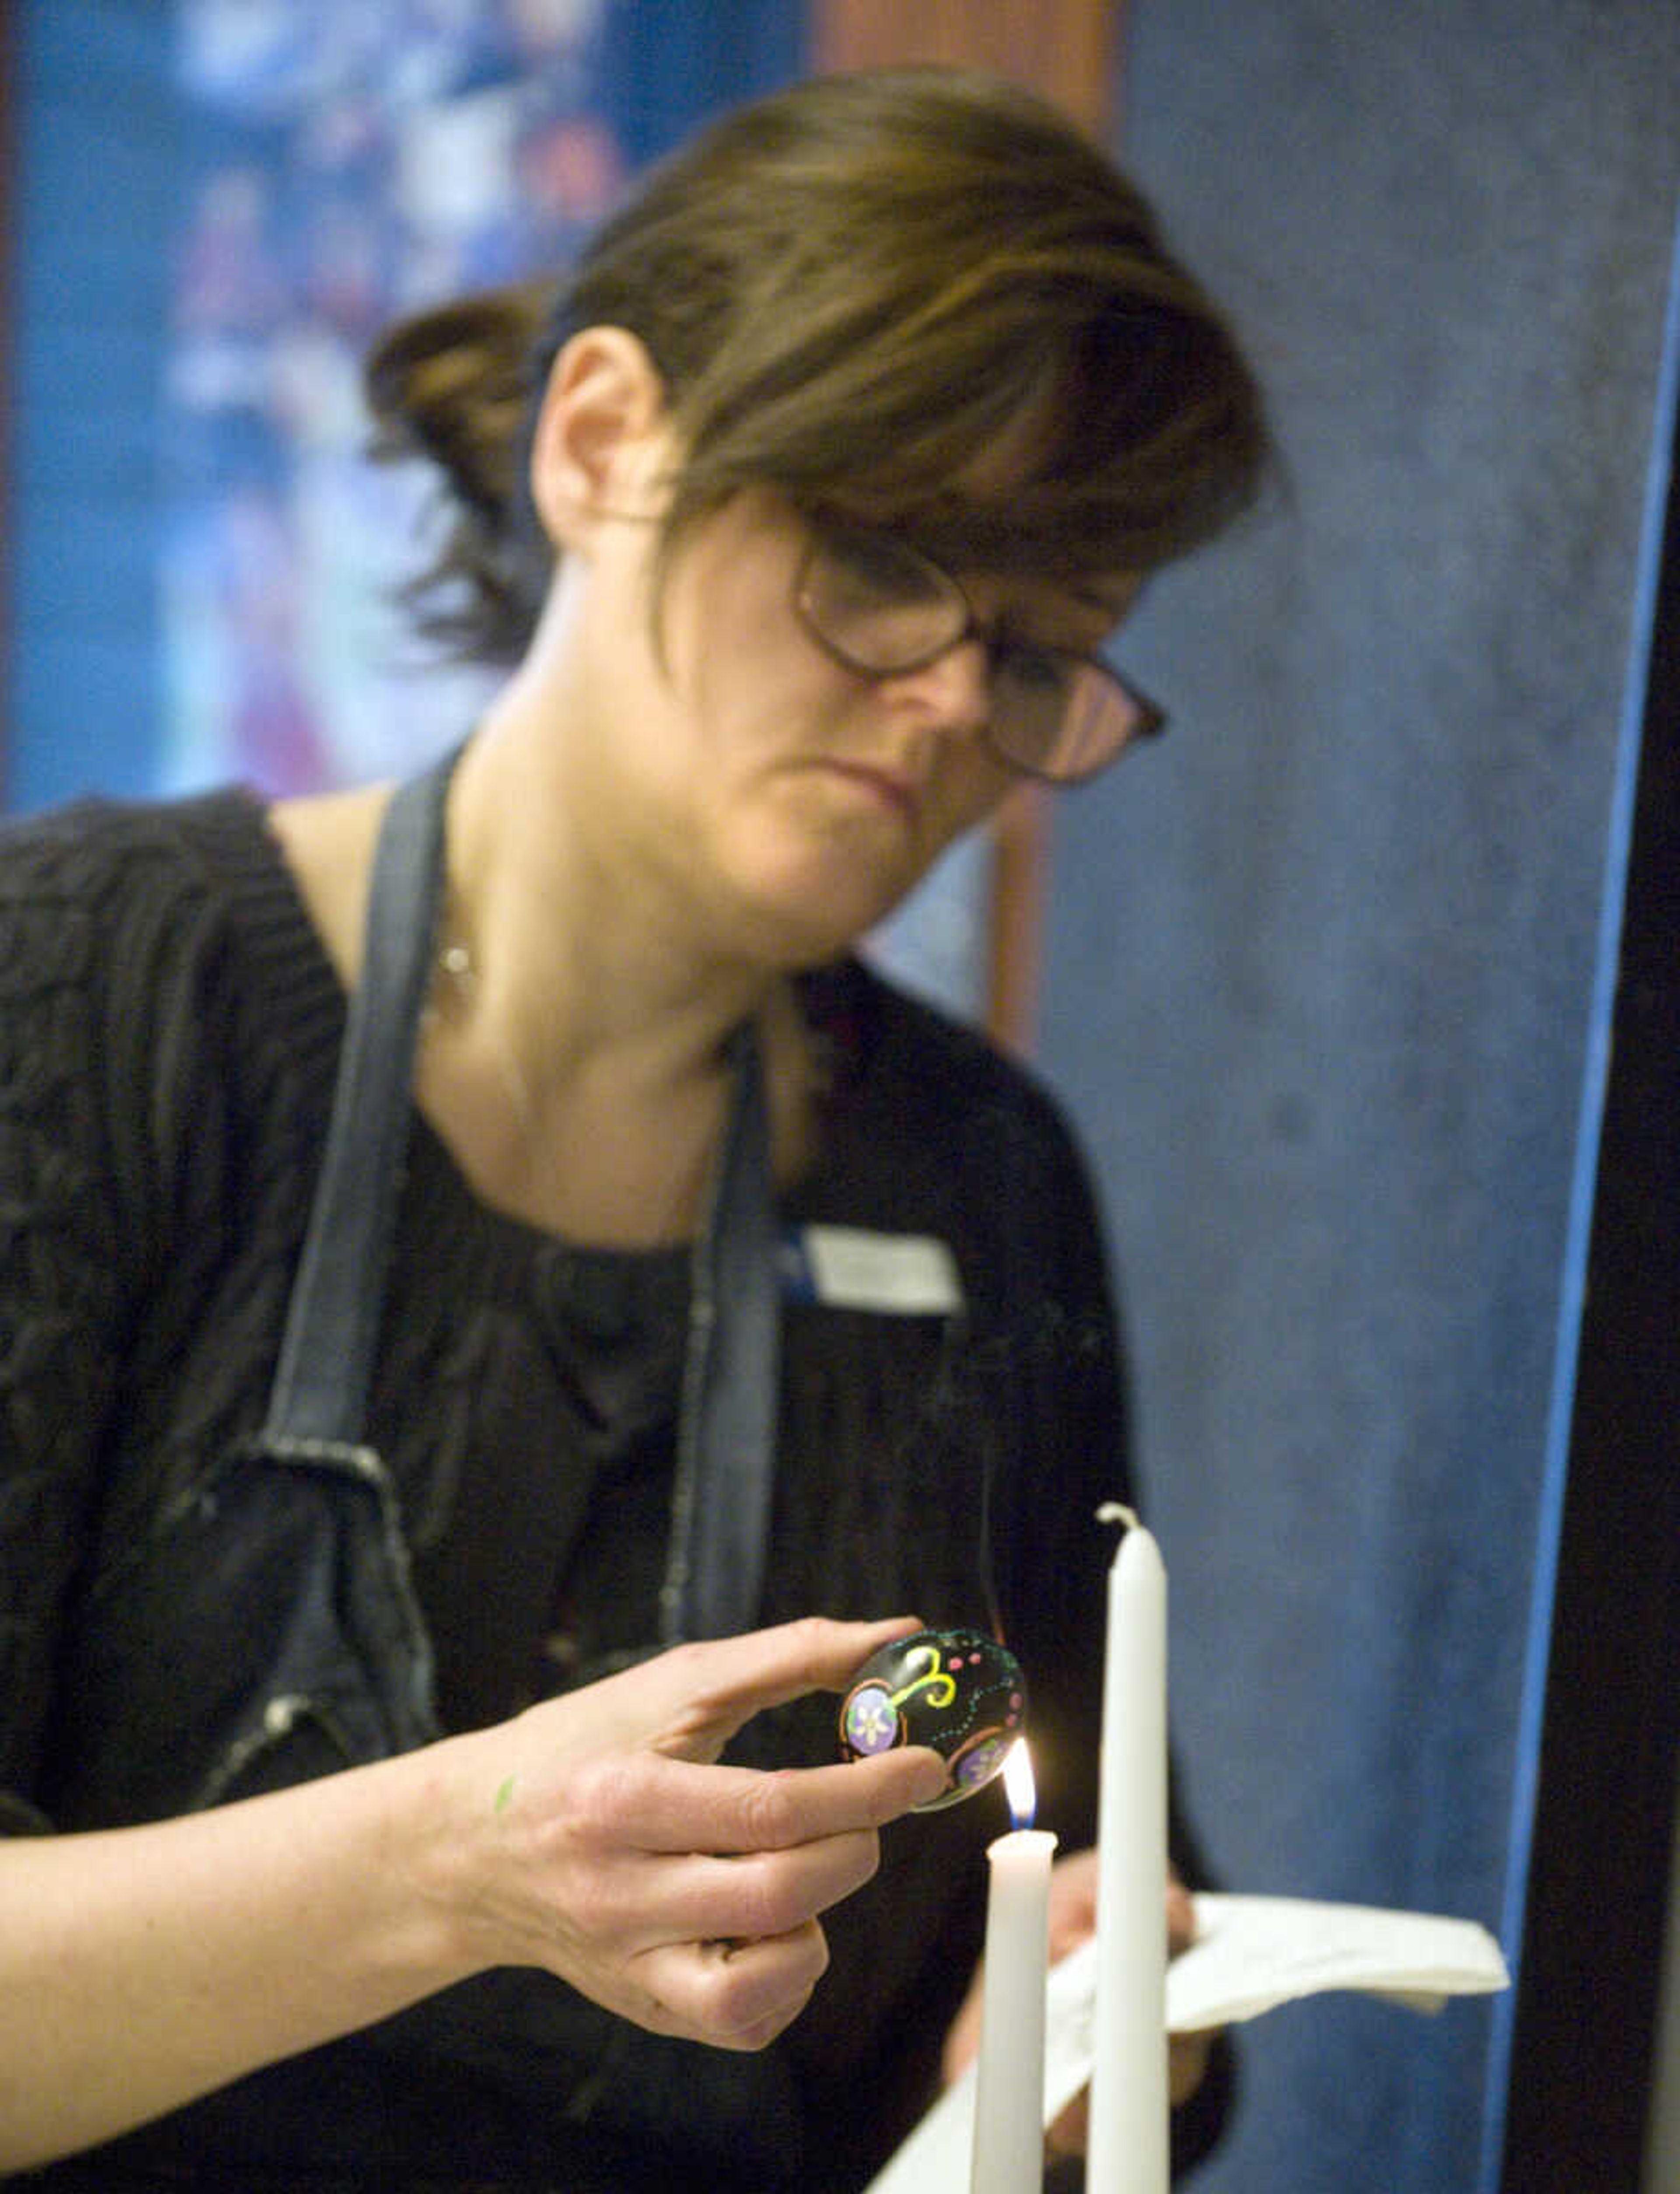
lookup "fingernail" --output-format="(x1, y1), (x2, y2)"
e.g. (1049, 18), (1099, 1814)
(909, 1751), (950, 1804)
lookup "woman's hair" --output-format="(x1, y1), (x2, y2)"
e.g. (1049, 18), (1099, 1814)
(365, 64), (1269, 663)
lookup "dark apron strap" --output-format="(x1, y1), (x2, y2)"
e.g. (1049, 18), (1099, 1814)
(262, 745), (458, 1449)
(662, 1016), (780, 1646)
(262, 739), (780, 1643)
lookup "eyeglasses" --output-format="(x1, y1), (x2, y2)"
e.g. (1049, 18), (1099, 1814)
(792, 523), (1166, 784)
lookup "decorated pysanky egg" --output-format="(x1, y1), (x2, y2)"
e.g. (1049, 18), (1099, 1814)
(838, 1627), (1027, 1810)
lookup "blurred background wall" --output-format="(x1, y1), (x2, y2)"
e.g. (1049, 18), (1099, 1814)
(1042, 8), (1679, 2192)
(5, 4), (1678, 2189)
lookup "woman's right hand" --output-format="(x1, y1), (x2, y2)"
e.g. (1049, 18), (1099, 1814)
(410, 1613), (948, 2050)
(0, 1614), (942, 2171)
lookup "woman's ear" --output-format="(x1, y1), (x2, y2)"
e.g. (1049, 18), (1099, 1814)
(529, 326), (672, 549)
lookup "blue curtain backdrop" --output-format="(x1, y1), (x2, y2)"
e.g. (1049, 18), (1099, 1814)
(1038, 5), (1680, 2191)
(10, 4), (174, 808)
(7, 0), (804, 813)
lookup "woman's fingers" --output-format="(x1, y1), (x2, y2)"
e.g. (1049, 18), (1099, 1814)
(532, 1616), (930, 1772)
(581, 1746), (947, 1857)
(629, 1614), (931, 1758)
(1045, 1845), (1100, 1963)
(1047, 2089), (1090, 2157)
(1166, 1873), (1197, 1955)
(1170, 2026), (1214, 2106)
(607, 1826), (892, 1951)
(523, 1749), (947, 1963)
(630, 1921), (833, 2050)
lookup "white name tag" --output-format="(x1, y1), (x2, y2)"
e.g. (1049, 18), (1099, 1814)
(782, 1227), (965, 1315)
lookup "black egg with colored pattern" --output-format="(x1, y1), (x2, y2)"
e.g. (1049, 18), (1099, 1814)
(837, 1626), (1027, 1810)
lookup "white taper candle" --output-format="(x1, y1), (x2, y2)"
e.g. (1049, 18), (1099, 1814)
(969, 1743), (1057, 2194)
(1087, 1505), (1169, 2193)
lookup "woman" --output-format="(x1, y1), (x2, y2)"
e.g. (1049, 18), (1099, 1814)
(0, 64), (1264, 2192)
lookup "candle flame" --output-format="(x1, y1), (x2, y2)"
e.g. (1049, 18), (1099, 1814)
(1002, 1739), (1036, 1829)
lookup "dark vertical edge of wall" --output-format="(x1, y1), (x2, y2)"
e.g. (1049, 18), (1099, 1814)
(0, 2), (13, 809)
(1491, 203), (1680, 2193)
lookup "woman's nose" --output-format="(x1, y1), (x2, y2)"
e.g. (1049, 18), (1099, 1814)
(877, 637), (992, 737)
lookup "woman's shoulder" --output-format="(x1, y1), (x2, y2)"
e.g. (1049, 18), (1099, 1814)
(0, 784), (273, 946)
(0, 784), (338, 1038)
(0, 787), (346, 1242)
(805, 954), (1086, 1156)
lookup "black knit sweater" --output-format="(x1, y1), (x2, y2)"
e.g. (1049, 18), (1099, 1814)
(0, 789), (1214, 2190)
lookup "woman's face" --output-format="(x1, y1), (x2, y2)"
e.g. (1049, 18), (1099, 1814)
(572, 485), (1130, 968)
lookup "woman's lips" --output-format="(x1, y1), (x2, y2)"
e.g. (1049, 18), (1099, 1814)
(818, 759), (921, 822)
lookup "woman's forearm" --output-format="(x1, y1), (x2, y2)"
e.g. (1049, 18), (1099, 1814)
(0, 1745), (476, 2171)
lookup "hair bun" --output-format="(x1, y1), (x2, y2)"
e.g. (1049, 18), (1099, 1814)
(364, 283), (550, 522)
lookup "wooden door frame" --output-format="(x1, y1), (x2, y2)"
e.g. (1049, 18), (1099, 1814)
(810, 0), (1126, 1053)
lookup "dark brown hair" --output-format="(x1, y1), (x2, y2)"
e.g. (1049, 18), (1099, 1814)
(365, 64), (1268, 663)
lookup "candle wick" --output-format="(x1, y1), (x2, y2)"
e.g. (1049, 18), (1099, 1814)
(1096, 1500), (1140, 1530)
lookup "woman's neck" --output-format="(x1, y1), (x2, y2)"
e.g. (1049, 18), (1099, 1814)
(441, 704), (782, 1101)
(269, 721), (819, 1246)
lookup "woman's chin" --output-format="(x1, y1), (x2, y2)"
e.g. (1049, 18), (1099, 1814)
(720, 841), (924, 968)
